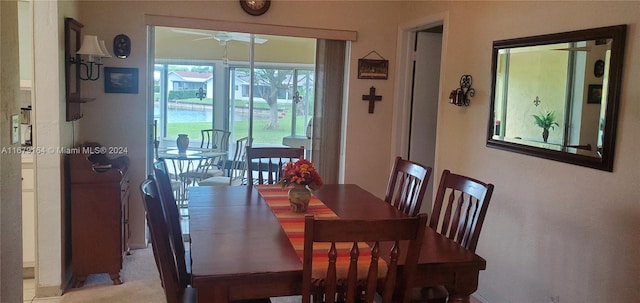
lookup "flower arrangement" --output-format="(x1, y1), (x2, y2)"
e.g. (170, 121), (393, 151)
(278, 158), (323, 189)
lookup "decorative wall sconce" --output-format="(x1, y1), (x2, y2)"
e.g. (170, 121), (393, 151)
(73, 35), (112, 81)
(449, 74), (475, 106)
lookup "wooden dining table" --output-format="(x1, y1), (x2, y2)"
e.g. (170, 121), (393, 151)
(188, 184), (486, 303)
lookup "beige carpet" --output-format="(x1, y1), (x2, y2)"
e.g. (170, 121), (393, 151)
(60, 246), (301, 303)
(61, 246), (165, 303)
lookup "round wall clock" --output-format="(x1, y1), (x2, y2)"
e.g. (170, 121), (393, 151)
(240, 0), (270, 16)
(113, 34), (131, 59)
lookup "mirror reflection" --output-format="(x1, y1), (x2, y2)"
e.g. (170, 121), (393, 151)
(492, 39), (610, 157)
(487, 25), (626, 171)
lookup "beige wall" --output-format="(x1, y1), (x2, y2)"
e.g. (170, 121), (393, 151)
(14, 0), (636, 302)
(402, 2), (640, 302)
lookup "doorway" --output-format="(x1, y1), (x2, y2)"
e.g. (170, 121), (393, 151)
(394, 18), (445, 214)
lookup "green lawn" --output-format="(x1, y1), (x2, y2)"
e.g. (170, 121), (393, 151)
(166, 110), (306, 144)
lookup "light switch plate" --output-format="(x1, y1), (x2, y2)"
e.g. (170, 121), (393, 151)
(11, 114), (20, 144)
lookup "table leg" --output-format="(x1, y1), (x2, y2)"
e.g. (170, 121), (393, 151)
(445, 270), (480, 303)
(198, 284), (229, 303)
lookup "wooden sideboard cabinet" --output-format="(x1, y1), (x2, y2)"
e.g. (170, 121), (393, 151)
(66, 153), (130, 287)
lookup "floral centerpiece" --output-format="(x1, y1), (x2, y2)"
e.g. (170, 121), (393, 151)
(278, 158), (323, 213)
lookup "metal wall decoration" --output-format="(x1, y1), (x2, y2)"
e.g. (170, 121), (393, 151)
(533, 96), (542, 107)
(113, 34), (131, 59)
(449, 74), (475, 106)
(358, 51), (388, 80)
(196, 87), (206, 100)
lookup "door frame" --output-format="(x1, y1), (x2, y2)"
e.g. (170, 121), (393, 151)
(391, 12), (449, 196)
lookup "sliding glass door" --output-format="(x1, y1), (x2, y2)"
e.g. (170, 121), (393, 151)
(153, 27), (316, 152)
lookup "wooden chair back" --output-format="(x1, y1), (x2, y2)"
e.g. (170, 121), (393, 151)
(201, 129), (231, 150)
(140, 178), (196, 303)
(245, 147), (304, 186)
(430, 169), (494, 252)
(153, 163), (190, 287)
(384, 157), (432, 216)
(302, 214), (428, 303)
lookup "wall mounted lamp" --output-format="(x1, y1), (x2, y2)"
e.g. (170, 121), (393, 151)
(449, 74), (475, 106)
(73, 35), (112, 81)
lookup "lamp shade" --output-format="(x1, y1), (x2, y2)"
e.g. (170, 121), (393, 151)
(99, 40), (113, 58)
(77, 35), (107, 57)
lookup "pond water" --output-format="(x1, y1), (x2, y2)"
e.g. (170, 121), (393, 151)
(166, 108), (213, 123)
(155, 107), (266, 123)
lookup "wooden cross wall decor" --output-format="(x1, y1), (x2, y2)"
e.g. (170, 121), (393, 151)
(362, 86), (382, 114)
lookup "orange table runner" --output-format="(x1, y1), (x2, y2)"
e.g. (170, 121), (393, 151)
(256, 185), (384, 279)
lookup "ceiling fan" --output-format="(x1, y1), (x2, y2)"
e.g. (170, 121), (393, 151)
(171, 29), (267, 45)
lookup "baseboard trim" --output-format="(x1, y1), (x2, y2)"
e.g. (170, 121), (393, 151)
(471, 293), (490, 303)
(35, 285), (62, 298)
(23, 267), (34, 279)
(128, 241), (148, 250)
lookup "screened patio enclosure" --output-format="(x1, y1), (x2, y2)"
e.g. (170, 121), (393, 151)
(152, 27), (317, 155)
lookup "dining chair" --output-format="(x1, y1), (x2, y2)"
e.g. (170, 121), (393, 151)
(302, 213), (428, 303)
(179, 129), (231, 183)
(429, 169), (494, 252)
(200, 128), (231, 150)
(384, 157), (432, 216)
(152, 167), (191, 286)
(154, 159), (182, 201)
(141, 177), (195, 303)
(199, 137), (251, 186)
(143, 177), (275, 303)
(410, 169), (494, 303)
(245, 146), (304, 186)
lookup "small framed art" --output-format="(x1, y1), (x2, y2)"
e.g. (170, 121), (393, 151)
(104, 67), (139, 94)
(357, 59), (388, 80)
(587, 84), (603, 104)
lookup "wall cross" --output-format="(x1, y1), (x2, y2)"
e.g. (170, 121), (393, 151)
(362, 86), (382, 114)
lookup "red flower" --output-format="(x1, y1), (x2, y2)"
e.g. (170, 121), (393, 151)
(278, 157), (323, 189)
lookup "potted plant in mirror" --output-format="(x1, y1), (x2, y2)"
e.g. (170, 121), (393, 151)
(278, 158), (323, 213)
(532, 111), (560, 143)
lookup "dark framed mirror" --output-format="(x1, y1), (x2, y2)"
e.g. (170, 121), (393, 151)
(487, 25), (627, 171)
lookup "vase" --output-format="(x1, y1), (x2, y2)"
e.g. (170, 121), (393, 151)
(176, 134), (189, 153)
(542, 129), (549, 143)
(288, 184), (311, 213)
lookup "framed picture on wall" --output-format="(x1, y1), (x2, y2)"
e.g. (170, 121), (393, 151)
(104, 67), (139, 94)
(357, 59), (388, 80)
(587, 84), (603, 104)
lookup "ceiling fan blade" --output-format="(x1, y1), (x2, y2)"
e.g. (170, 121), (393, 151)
(228, 33), (268, 44)
(171, 28), (212, 37)
(555, 46), (591, 51)
(193, 36), (214, 41)
(172, 28), (268, 44)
